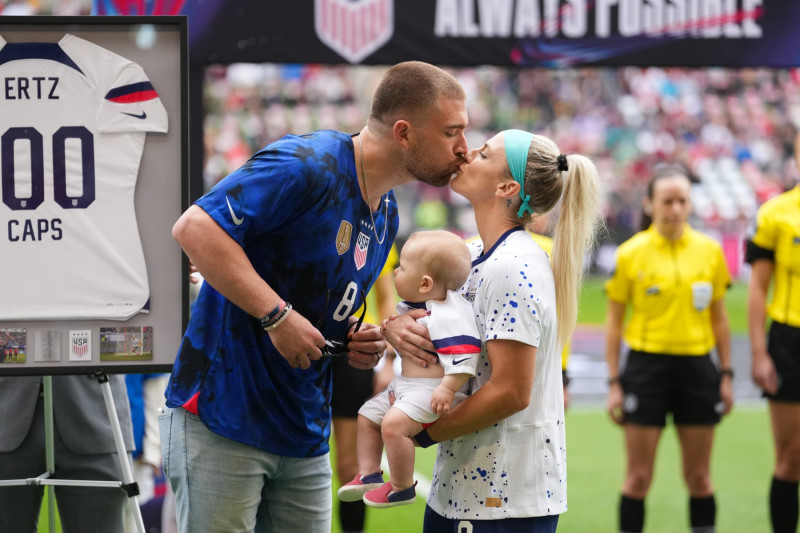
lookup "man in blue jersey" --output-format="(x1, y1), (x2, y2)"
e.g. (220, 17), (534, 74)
(160, 61), (469, 533)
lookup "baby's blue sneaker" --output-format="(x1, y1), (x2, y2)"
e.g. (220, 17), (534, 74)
(363, 481), (417, 508)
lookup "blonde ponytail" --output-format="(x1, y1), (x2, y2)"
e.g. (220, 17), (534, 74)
(551, 155), (603, 349)
(509, 133), (605, 350)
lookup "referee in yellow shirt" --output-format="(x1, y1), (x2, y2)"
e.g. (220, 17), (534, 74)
(746, 150), (800, 531)
(605, 165), (733, 533)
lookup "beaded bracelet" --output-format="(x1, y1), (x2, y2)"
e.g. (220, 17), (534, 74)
(262, 302), (292, 330)
(259, 300), (285, 329)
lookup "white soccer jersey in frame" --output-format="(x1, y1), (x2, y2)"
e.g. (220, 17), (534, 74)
(0, 34), (168, 321)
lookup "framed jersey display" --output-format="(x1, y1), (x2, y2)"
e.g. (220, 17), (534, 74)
(0, 17), (188, 375)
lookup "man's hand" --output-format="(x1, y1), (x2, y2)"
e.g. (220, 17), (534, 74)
(268, 311), (326, 370)
(347, 322), (387, 370)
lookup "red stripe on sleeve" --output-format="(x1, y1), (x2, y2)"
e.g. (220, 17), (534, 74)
(437, 344), (482, 355)
(107, 89), (159, 104)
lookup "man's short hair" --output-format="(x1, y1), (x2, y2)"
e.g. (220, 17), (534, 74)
(370, 61), (465, 127)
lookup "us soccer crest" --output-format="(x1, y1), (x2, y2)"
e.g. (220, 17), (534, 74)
(314, 0), (394, 64)
(69, 330), (91, 362)
(354, 231), (370, 270)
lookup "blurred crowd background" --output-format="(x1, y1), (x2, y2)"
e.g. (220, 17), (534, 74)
(203, 63), (800, 279)
(5, 0), (800, 280)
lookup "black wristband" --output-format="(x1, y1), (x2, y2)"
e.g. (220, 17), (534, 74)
(261, 302), (292, 330)
(719, 368), (735, 379)
(562, 370), (570, 387)
(607, 376), (621, 386)
(413, 427), (438, 448)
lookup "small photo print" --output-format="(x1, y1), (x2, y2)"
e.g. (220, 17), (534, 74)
(69, 330), (92, 362)
(100, 326), (153, 361)
(34, 330), (62, 362)
(0, 328), (26, 364)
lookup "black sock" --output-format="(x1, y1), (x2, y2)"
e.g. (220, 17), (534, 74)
(770, 476), (799, 533)
(620, 494), (645, 533)
(339, 499), (366, 533)
(690, 494), (716, 532)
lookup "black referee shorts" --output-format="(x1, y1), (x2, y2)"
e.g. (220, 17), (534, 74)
(621, 350), (722, 427)
(765, 321), (800, 402)
(331, 354), (374, 418)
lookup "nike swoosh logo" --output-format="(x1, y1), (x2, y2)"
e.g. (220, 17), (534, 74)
(452, 357), (471, 365)
(226, 196), (244, 225)
(122, 111), (147, 119)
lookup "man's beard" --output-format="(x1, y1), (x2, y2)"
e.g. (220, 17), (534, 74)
(404, 150), (458, 188)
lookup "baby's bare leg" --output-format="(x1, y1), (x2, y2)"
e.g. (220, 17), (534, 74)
(381, 407), (424, 491)
(356, 414), (384, 476)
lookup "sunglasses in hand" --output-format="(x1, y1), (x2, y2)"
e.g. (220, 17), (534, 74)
(320, 290), (366, 358)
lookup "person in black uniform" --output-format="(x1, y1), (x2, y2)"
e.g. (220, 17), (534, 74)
(605, 165), (733, 533)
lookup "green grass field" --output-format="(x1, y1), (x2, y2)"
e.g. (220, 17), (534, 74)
(38, 278), (763, 532)
(332, 405), (773, 533)
(2, 352), (26, 364)
(326, 278), (767, 532)
(39, 404), (771, 533)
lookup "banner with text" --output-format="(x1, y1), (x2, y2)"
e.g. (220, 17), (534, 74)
(94, 0), (799, 67)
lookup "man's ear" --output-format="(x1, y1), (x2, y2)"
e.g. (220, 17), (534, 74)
(418, 274), (434, 294)
(393, 120), (412, 148)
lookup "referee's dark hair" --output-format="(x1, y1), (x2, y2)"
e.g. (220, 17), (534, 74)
(640, 163), (696, 231)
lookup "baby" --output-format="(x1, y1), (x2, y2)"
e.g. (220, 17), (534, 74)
(337, 230), (481, 508)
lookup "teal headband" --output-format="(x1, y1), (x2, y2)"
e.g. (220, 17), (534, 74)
(503, 129), (535, 218)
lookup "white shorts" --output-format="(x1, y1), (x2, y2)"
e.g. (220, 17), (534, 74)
(358, 376), (467, 426)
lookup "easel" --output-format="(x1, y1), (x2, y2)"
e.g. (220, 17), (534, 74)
(0, 373), (145, 533)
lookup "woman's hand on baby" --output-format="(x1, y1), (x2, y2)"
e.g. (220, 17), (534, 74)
(382, 310), (438, 368)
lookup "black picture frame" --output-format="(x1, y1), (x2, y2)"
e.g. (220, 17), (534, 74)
(0, 16), (189, 376)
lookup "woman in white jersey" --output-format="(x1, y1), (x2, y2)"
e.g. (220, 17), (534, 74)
(384, 129), (603, 532)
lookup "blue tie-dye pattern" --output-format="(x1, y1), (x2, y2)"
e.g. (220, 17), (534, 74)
(165, 130), (399, 458)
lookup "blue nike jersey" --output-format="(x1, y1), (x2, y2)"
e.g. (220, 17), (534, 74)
(165, 130), (398, 457)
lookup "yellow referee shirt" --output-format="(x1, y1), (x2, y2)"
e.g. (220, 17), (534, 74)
(605, 225), (731, 356)
(747, 186), (800, 328)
